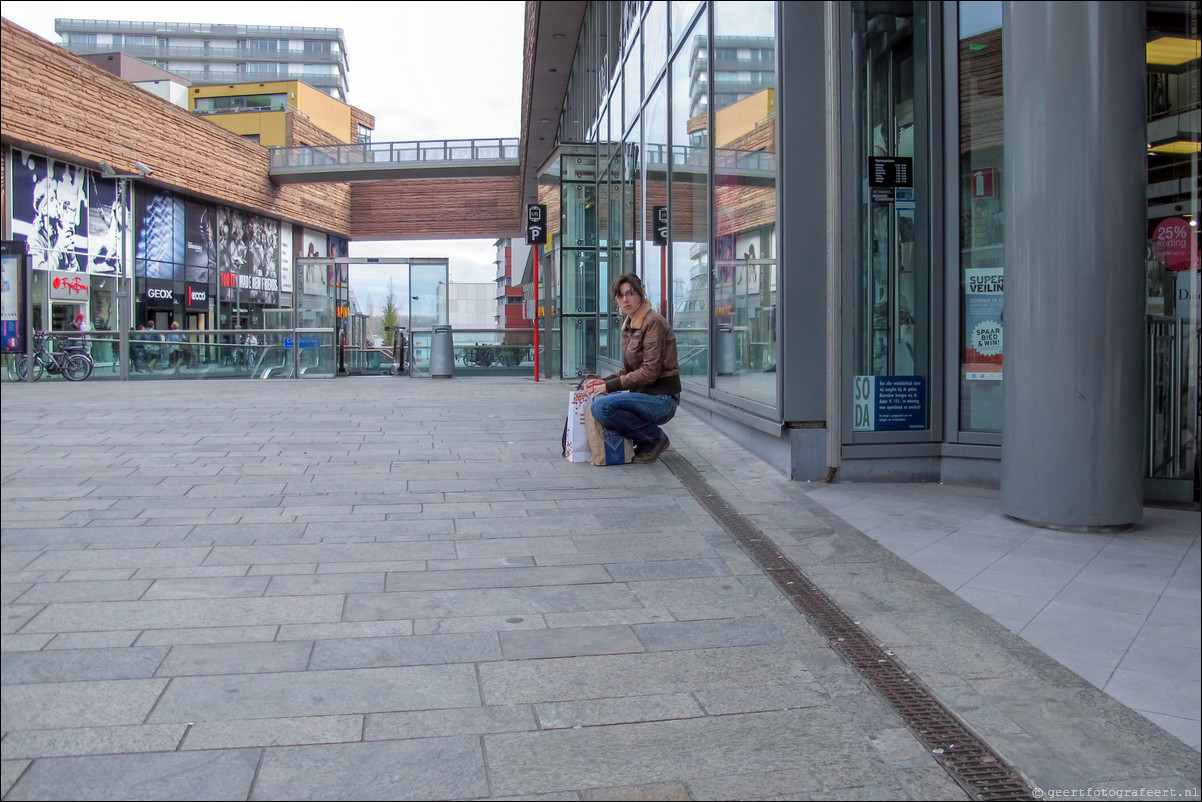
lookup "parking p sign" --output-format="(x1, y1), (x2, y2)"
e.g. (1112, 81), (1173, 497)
(526, 204), (547, 245)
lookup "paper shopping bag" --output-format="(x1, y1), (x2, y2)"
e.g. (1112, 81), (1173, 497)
(584, 404), (635, 466)
(564, 389), (592, 463)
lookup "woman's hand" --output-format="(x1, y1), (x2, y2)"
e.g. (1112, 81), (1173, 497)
(585, 377), (608, 395)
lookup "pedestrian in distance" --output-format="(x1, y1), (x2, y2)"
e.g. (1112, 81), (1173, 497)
(165, 321), (186, 373)
(584, 272), (681, 463)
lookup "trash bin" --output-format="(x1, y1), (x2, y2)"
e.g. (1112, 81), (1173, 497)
(430, 325), (454, 378)
(716, 325), (735, 375)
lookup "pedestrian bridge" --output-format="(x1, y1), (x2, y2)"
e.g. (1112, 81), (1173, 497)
(269, 137), (520, 184)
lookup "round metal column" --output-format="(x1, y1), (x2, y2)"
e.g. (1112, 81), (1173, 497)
(1001, 1), (1146, 529)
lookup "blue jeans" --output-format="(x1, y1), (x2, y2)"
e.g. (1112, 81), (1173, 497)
(590, 391), (679, 451)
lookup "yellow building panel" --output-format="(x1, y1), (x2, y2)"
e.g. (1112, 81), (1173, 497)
(190, 80), (356, 146)
(714, 89), (776, 149)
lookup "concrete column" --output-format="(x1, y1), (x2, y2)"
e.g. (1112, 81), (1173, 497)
(1001, 1), (1146, 529)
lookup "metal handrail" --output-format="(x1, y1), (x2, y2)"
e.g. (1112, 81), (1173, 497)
(57, 19), (345, 37)
(270, 138), (520, 169)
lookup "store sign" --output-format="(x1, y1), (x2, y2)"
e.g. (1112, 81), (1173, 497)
(50, 270), (90, 301)
(143, 279), (176, 307)
(1152, 217), (1198, 272)
(186, 284), (209, 307)
(869, 157), (913, 188)
(853, 375), (927, 431)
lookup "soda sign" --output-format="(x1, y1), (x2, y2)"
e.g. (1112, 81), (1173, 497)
(1152, 217), (1198, 272)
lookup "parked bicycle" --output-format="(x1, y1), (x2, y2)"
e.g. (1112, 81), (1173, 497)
(7, 332), (95, 382)
(461, 343), (527, 368)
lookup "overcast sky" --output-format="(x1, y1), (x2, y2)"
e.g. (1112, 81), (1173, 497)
(2, 1), (526, 319)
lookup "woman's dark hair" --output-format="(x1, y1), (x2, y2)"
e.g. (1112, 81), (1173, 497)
(610, 272), (645, 300)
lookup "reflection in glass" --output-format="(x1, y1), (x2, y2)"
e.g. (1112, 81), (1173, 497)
(671, 12), (710, 387)
(644, 78), (669, 314)
(1144, 0), (1199, 492)
(624, 32), (642, 139)
(711, 1), (778, 407)
(409, 261), (448, 328)
(958, 2), (1004, 433)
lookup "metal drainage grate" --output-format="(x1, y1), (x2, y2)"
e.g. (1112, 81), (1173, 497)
(662, 452), (1035, 802)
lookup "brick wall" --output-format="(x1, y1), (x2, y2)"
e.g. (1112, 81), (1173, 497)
(350, 176), (523, 240)
(350, 107), (376, 139)
(2, 18), (351, 235)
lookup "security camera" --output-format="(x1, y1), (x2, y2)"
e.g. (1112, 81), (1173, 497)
(135, 162), (154, 176)
(99, 160), (117, 178)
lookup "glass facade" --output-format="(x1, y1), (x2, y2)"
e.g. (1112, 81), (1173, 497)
(7, 149), (340, 380)
(543, 0), (783, 417)
(540, 1), (1198, 504)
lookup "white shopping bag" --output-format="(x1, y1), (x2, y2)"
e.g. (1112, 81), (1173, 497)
(564, 389), (592, 462)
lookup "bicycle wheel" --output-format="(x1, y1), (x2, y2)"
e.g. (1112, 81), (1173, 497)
(62, 353), (94, 381)
(13, 354), (45, 382)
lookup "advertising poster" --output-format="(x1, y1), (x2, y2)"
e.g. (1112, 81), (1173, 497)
(185, 200), (215, 283)
(87, 176), (121, 274)
(963, 267), (1003, 380)
(216, 208), (281, 305)
(853, 375), (927, 431)
(280, 223), (294, 294)
(11, 150), (121, 274)
(136, 189), (186, 279)
(1, 247), (25, 352)
(301, 231), (328, 296)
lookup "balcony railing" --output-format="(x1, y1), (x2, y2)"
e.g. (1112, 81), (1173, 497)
(56, 19), (345, 39)
(269, 138), (520, 183)
(63, 42), (346, 65)
(271, 138), (520, 169)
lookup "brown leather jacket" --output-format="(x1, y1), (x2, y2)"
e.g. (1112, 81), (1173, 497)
(604, 299), (682, 395)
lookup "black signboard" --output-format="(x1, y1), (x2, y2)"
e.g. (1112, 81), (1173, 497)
(653, 206), (668, 245)
(185, 283), (210, 309)
(526, 204), (547, 245)
(141, 278), (177, 309)
(869, 157), (913, 188)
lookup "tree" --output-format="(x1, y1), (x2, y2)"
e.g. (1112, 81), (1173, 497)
(382, 278), (400, 346)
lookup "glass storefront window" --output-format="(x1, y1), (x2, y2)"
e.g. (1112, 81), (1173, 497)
(712, 0), (778, 407)
(561, 149), (600, 378)
(670, 10), (710, 387)
(644, 78), (669, 315)
(671, 1), (704, 54)
(851, 1), (932, 435)
(563, 183), (598, 248)
(563, 250), (598, 315)
(644, 2), (668, 88)
(624, 31), (643, 139)
(957, 1), (1004, 434)
(1145, 0), (1200, 498)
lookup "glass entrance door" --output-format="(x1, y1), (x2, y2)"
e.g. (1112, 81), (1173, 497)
(850, 1), (932, 438)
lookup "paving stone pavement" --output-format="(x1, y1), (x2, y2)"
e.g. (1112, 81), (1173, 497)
(1, 376), (1198, 801)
